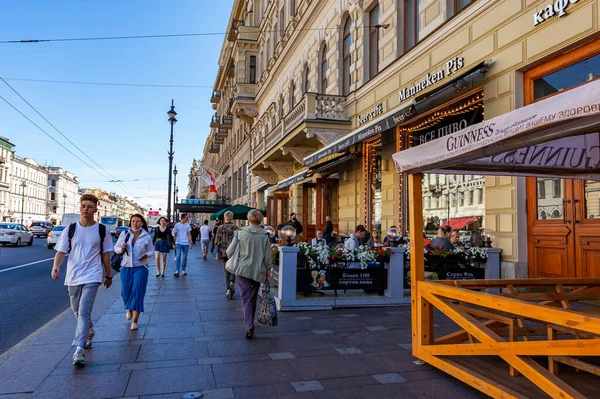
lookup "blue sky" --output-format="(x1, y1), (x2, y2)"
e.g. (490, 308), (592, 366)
(0, 0), (233, 211)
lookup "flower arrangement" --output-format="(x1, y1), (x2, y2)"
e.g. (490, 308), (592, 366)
(402, 244), (488, 267)
(271, 243), (393, 270)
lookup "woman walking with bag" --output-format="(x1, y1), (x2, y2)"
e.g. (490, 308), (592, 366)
(226, 209), (271, 339)
(153, 217), (174, 277)
(114, 214), (154, 330)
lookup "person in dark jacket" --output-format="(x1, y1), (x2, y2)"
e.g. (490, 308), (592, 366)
(288, 213), (303, 235)
(190, 224), (200, 245)
(431, 226), (454, 250)
(211, 221), (220, 254)
(323, 215), (334, 242)
(153, 217), (175, 278)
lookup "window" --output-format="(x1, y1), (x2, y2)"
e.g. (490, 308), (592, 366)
(279, 95), (284, 120)
(304, 64), (310, 93)
(538, 180), (546, 199)
(342, 17), (352, 96)
(468, 190), (474, 206)
(290, 81), (295, 108)
(533, 52), (600, 101)
(50, 193), (55, 201)
(454, 0), (473, 13)
(369, 5), (380, 79)
(244, 163), (249, 195)
(552, 179), (562, 198)
(280, 8), (285, 36)
(320, 44), (328, 93)
(404, 0), (419, 50)
(290, 0), (296, 16)
(51, 179), (56, 187)
(249, 56), (257, 83)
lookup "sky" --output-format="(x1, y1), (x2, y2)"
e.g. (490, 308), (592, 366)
(0, 0), (234, 212)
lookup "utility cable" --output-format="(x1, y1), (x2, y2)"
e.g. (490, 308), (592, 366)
(2, 77), (212, 88)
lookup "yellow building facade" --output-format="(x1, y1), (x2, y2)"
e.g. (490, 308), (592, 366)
(202, 0), (600, 280)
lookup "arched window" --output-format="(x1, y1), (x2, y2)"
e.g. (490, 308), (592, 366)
(304, 64), (310, 93)
(279, 95), (284, 120)
(369, 4), (380, 79)
(342, 17), (352, 96)
(290, 81), (296, 108)
(320, 45), (328, 93)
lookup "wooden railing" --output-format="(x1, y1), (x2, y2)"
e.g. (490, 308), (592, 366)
(413, 278), (600, 399)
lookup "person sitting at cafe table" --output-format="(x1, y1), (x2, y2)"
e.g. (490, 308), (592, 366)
(450, 229), (464, 249)
(345, 225), (366, 268)
(311, 230), (327, 247)
(431, 226), (454, 250)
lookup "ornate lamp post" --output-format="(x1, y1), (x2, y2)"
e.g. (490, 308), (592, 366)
(20, 181), (27, 224)
(173, 165), (178, 221)
(166, 100), (177, 222)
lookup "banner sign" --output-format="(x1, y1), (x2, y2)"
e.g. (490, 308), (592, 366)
(304, 102), (415, 166)
(276, 170), (308, 191)
(296, 266), (388, 292)
(404, 265), (485, 288)
(393, 79), (600, 175)
(411, 107), (483, 147)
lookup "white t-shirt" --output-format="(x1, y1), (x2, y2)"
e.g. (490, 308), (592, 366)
(172, 222), (192, 245)
(55, 222), (114, 286)
(200, 225), (212, 240)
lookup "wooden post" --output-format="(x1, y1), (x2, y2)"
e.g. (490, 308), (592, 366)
(409, 173), (430, 357)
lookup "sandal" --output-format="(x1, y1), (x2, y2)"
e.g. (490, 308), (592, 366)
(156, 273), (160, 278)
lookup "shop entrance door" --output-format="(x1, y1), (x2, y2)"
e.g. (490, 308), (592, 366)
(525, 39), (600, 278)
(302, 179), (339, 242)
(267, 193), (289, 228)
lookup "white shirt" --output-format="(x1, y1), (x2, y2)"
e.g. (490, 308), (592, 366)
(55, 222), (114, 286)
(172, 222), (192, 245)
(114, 228), (154, 267)
(344, 234), (359, 250)
(200, 225), (212, 240)
(311, 237), (327, 247)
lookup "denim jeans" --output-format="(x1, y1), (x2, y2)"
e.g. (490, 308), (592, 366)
(175, 244), (190, 272)
(68, 283), (100, 349)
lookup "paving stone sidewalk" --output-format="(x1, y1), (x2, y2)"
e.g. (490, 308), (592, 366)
(0, 247), (487, 399)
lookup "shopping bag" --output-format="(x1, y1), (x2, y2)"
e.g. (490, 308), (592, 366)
(225, 241), (239, 274)
(257, 283), (278, 327)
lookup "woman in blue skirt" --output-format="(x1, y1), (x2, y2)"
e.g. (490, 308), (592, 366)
(153, 217), (174, 277)
(114, 214), (154, 330)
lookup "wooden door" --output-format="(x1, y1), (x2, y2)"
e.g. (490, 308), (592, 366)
(266, 193), (289, 228)
(573, 181), (600, 277)
(316, 179), (339, 234)
(303, 183), (317, 240)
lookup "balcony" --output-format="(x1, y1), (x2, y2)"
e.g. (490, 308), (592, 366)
(0, 156), (5, 164)
(237, 25), (259, 42)
(209, 144), (220, 153)
(210, 115), (220, 128)
(217, 127), (229, 137)
(213, 135), (225, 144)
(220, 115), (233, 130)
(210, 91), (221, 104)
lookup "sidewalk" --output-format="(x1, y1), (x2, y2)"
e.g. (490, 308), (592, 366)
(0, 247), (486, 399)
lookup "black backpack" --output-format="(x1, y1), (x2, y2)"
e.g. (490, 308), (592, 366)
(67, 223), (107, 254)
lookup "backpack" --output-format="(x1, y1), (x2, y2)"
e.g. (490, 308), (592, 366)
(67, 223), (107, 254)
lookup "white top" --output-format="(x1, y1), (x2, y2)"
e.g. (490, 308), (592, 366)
(311, 237), (327, 247)
(200, 225), (212, 240)
(55, 222), (114, 286)
(172, 222), (192, 245)
(344, 234), (359, 250)
(114, 228), (154, 267)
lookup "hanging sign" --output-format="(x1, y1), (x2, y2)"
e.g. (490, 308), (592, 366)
(411, 107), (483, 147)
(533, 0), (578, 26)
(398, 57), (465, 103)
(358, 103), (384, 126)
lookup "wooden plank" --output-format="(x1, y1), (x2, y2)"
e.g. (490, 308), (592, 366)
(420, 282), (600, 335)
(434, 320), (503, 345)
(423, 339), (600, 357)
(423, 293), (588, 399)
(420, 352), (531, 399)
(549, 324), (599, 339)
(409, 173), (425, 357)
(498, 291), (600, 302)
(548, 326), (558, 376)
(555, 357), (600, 377)
(431, 278), (600, 288)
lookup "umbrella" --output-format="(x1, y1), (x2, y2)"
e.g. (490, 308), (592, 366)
(210, 204), (266, 221)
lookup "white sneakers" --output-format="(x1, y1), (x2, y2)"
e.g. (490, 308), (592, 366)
(130, 322), (139, 330)
(84, 328), (95, 349)
(72, 348), (85, 367)
(181, 271), (187, 276)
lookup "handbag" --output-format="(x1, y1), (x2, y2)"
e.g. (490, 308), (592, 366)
(257, 283), (278, 327)
(110, 232), (130, 273)
(225, 240), (239, 273)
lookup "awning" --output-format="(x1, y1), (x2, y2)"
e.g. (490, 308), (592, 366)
(441, 217), (478, 229)
(275, 170), (309, 191)
(209, 204), (266, 220)
(393, 79), (600, 179)
(310, 152), (357, 173)
(303, 61), (492, 167)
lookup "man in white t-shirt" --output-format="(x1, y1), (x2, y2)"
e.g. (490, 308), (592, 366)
(172, 213), (193, 277)
(51, 194), (114, 367)
(199, 220), (212, 261)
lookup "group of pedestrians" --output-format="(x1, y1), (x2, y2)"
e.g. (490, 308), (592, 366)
(51, 194), (198, 367)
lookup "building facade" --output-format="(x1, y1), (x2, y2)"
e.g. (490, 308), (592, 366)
(203, 0), (600, 279)
(47, 167), (80, 225)
(10, 157), (48, 226)
(0, 137), (14, 222)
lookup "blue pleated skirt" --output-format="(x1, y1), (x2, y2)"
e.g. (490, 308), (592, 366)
(120, 266), (149, 313)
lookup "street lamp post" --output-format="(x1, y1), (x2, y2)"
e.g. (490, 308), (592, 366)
(63, 193), (67, 217)
(20, 181), (27, 224)
(173, 165), (178, 222)
(174, 186), (179, 222)
(166, 100), (177, 222)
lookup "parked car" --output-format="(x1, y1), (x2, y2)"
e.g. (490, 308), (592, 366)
(47, 225), (66, 249)
(30, 221), (55, 237)
(115, 226), (129, 237)
(0, 223), (34, 247)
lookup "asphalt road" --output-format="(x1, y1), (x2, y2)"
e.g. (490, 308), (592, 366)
(0, 236), (115, 355)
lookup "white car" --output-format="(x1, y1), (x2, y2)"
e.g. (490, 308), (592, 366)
(47, 225), (66, 249)
(0, 223), (34, 247)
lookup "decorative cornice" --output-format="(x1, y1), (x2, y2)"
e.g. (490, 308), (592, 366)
(263, 161), (294, 178)
(305, 129), (348, 146)
(281, 146), (318, 163)
(252, 169), (279, 185)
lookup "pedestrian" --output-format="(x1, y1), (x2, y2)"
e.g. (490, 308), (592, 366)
(450, 229), (465, 249)
(214, 211), (238, 299)
(288, 213), (303, 235)
(226, 209), (271, 339)
(276, 223), (286, 244)
(345, 225), (366, 269)
(211, 221), (220, 255)
(172, 213), (194, 277)
(323, 215), (334, 242)
(311, 230), (327, 247)
(431, 226), (454, 250)
(200, 220), (212, 261)
(114, 214), (154, 330)
(153, 216), (174, 277)
(51, 194), (114, 367)
(190, 224), (199, 245)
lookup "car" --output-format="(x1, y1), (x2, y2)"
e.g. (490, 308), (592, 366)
(115, 226), (129, 237)
(30, 221), (55, 237)
(0, 223), (34, 247)
(47, 225), (66, 249)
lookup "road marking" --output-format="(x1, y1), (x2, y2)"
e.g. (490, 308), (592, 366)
(0, 257), (56, 273)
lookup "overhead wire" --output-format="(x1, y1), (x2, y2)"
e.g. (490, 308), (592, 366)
(1, 77), (213, 88)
